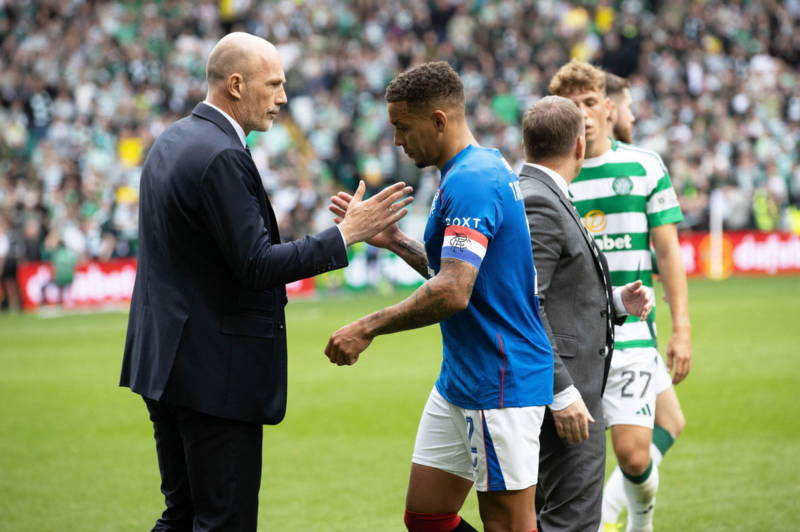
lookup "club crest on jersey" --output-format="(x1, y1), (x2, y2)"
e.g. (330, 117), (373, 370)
(449, 233), (469, 250)
(612, 175), (634, 195)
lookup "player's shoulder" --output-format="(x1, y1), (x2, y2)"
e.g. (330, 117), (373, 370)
(614, 141), (668, 176)
(446, 146), (514, 188)
(476, 146), (515, 177)
(614, 140), (663, 163)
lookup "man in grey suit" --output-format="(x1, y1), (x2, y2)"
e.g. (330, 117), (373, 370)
(519, 96), (653, 531)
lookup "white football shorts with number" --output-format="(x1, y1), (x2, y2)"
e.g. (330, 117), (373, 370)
(412, 386), (545, 492)
(654, 351), (673, 394)
(603, 347), (659, 428)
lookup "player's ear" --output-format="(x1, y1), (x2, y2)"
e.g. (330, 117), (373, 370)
(607, 98), (617, 122)
(575, 132), (586, 161)
(604, 97), (614, 122)
(432, 109), (447, 132)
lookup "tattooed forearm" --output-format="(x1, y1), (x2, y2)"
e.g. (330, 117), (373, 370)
(367, 282), (451, 335)
(390, 235), (430, 279)
(362, 259), (478, 337)
(443, 258), (478, 296)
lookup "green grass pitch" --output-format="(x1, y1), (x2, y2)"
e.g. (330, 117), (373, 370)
(1, 276), (798, 531)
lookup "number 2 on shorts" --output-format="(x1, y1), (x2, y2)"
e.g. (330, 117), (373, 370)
(465, 415), (479, 469)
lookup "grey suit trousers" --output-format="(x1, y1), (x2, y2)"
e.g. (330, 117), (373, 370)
(536, 412), (606, 532)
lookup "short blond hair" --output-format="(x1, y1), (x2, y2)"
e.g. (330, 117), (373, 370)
(548, 60), (606, 97)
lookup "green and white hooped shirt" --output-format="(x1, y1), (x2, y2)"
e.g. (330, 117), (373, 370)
(570, 139), (684, 350)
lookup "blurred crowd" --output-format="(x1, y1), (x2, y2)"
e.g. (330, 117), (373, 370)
(1, 0), (800, 309)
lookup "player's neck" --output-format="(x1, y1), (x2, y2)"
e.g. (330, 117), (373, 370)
(586, 135), (612, 159)
(436, 126), (478, 170)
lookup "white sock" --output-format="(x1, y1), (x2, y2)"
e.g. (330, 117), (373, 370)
(651, 441), (665, 466)
(601, 442), (665, 527)
(601, 466), (625, 526)
(623, 460), (659, 532)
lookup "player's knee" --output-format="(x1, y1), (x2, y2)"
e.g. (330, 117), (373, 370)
(404, 509), (461, 532)
(619, 447), (651, 477)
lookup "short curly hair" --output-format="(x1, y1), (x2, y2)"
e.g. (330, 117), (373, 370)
(549, 60), (606, 97)
(385, 61), (464, 109)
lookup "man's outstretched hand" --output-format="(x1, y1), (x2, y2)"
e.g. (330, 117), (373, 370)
(336, 181), (413, 246)
(621, 280), (653, 321)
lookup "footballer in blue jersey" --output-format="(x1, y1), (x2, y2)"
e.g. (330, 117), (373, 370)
(425, 144), (553, 411)
(326, 62), (552, 532)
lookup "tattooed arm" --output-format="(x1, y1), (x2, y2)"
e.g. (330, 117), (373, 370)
(329, 190), (430, 279)
(386, 233), (430, 279)
(324, 258), (477, 365)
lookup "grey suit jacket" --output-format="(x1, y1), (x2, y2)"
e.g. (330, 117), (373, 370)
(519, 164), (623, 416)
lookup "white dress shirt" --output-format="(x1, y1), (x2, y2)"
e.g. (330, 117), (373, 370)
(524, 162), (570, 197)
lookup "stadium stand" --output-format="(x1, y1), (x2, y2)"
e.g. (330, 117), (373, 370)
(1, 0), (799, 310)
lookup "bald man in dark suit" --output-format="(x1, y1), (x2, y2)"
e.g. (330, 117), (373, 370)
(120, 32), (412, 531)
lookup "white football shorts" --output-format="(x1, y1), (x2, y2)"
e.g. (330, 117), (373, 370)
(654, 351), (673, 394)
(411, 386), (545, 492)
(603, 347), (659, 428)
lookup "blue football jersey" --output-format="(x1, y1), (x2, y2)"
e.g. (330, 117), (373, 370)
(424, 145), (554, 410)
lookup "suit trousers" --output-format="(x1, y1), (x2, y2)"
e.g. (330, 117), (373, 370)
(144, 397), (263, 532)
(535, 412), (606, 532)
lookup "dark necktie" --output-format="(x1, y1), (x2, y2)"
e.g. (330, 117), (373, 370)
(568, 187), (613, 356)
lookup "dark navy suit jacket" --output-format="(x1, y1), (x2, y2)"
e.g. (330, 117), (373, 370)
(120, 103), (347, 425)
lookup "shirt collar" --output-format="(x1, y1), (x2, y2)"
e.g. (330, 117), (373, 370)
(203, 100), (247, 148)
(441, 144), (476, 180)
(523, 162), (570, 197)
(583, 138), (618, 167)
